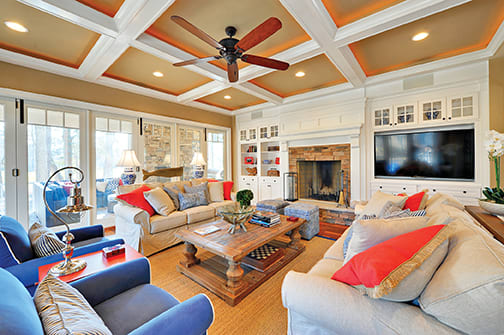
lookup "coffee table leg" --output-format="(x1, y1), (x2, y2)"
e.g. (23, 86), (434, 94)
(288, 227), (303, 250)
(181, 242), (200, 268)
(226, 260), (244, 289)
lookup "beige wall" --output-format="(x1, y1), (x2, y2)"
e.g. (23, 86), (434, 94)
(0, 61), (232, 128)
(489, 57), (504, 187)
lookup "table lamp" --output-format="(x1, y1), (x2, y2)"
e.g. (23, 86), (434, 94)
(117, 150), (140, 184)
(190, 152), (206, 178)
(43, 167), (93, 276)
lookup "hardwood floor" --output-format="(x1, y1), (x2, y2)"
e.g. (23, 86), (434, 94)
(148, 236), (334, 335)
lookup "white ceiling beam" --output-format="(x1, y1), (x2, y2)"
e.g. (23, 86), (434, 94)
(114, 0), (148, 31)
(235, 82), (283, 105)
(133, 34), (227, 81)
(486, 19), (504, 57)
(280, 0), (366, 86)
(177, 81), (230, 104)
(17, 0), (118, 37)
(333, 0), (471, 47)
(238, 40), (322, 82)
(80, 0), (176, 81)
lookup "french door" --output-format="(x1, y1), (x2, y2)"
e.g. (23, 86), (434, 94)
(0, 97), (17, 219)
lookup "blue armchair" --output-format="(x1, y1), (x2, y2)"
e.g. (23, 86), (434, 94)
(0, 258), (214, 335)
(0, 215), (124, 294)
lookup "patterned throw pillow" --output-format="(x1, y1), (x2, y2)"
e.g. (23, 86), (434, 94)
(383, 208), (412, 219)
(178, 191), (208, 210)
(410, 209), (427, 217)
(28, 222), (65, 258)
(163, 186), (181, 210)
(34, 273), (112, 335)
(184, 182), (210, 203)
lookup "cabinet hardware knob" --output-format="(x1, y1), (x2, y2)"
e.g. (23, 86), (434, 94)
(394, 123), (397, 125)
(403, 187), (406, 190)
(433, 189), (436, 192)
(463, 190), (467, 194)
(448, 117), (452, 120)
(442, 117), (446, 120)
(379, 186), (383, 189)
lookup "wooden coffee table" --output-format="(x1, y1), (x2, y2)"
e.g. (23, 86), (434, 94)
(175, 216), (306, 306)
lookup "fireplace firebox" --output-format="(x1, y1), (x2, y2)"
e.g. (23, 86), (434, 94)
(297, 160), (344, 202)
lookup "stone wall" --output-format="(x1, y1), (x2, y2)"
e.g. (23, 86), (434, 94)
(289, 144), (351, 200)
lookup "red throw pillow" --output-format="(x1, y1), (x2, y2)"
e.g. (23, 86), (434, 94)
(402, 191), (426, 211)
(223, 181), (234, 200)
(116, 185), (155, 216)
(332, 225), (451, 299)
(207, 179), (219, 182)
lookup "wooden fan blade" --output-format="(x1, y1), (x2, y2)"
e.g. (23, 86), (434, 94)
(171, 16), (223, 49)
(228, 62), (238, 82)
(241, 54), (289, 70)
(173, 56), (222, 66)
(235, 17), (282, 52)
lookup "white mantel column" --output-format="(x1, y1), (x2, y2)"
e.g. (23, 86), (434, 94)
(350, 135), (361, 201)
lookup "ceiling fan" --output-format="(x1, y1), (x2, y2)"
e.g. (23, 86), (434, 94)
(170, 16), (290, 83)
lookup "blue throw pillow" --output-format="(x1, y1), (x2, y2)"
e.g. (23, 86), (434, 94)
(0, 216), (34, 262)
(0, 232), (20, 267)
(184, 182), (210, 203)
(178, 191), (208, 210)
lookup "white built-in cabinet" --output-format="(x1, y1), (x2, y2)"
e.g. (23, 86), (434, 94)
(238, 122), (282, 201)
(370, 180), (481, 205)
(373, 93), (478, 130)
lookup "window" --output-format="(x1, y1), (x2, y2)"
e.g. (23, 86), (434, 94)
(0, 105), (5, 214)
(143, 122), (172, 182)
(207, 130), (226, 180)
(178, 126), (202, 180)
(95, 116), (133, 225)
(27, 107), (81, 227)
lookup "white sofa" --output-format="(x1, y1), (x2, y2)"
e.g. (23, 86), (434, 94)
(114, 178), (235, 256)
(282, 195), (504, 334)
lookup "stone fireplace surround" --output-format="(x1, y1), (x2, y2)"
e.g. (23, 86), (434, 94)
(289, 144), (351, 201)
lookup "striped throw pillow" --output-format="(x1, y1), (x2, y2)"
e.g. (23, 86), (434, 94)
(34, 273), (112, 335)
(28, 222), (65, 258)
(410, 209), (427, 217)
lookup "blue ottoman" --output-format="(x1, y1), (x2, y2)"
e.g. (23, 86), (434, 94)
(256, 199), (290, 215)
(284, 203), (319, 240)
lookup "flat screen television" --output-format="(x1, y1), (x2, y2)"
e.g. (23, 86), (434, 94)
(374, 128), (474, 181)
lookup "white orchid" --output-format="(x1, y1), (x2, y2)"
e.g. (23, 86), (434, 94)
(485, 130), (504, 158)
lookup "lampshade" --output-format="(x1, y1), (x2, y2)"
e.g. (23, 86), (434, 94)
(190, 152), (206, 166)
(117, 150), (140, 167)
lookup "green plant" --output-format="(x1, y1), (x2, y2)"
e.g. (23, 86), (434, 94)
(482, 187), (504, 204)
(236, 189), (254, 208)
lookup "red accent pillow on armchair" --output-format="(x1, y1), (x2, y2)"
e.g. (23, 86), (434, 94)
(223, 181), (234, 200)
(332, 224), (451, 300)
(116, 185), (155, 216)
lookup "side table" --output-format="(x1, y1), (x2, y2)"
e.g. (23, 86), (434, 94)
(465, 206), (504, 245)
(38, 244), (144, 284)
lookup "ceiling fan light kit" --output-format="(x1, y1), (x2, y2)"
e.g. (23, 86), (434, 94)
(171, 16), (290, 82)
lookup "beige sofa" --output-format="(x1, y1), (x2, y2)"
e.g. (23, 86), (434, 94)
(282, 194), (504, 334)
(114, 178), (235, 256)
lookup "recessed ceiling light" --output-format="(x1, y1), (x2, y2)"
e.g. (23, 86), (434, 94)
(4, 21), (28, 33)
(152, 71), (164, 77)
(412, 32), (429, 41)
(224, 95), (232, 100)
(295, 71), (305, 78)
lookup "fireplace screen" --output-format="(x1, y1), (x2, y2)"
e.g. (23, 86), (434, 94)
(297, 160), (343, 202)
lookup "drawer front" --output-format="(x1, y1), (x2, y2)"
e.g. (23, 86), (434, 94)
(370, 182), (417, 195)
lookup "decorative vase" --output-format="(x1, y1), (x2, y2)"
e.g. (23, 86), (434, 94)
(120, 168), (136, 185)
(479, 199), (504, 216)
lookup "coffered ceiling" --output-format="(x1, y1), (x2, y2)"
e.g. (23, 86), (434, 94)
(0, 0), (503, 115)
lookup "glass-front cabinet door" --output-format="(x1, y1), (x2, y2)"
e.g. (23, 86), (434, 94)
(448, 94), (477, 120)
(395, 104), (416, 126)
(420, 99), (445, 123)
(269, 125), (279, 138)
(373, 107), (392, 129)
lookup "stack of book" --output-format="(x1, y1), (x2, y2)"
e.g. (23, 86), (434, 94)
(250, 211), (281, 228)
